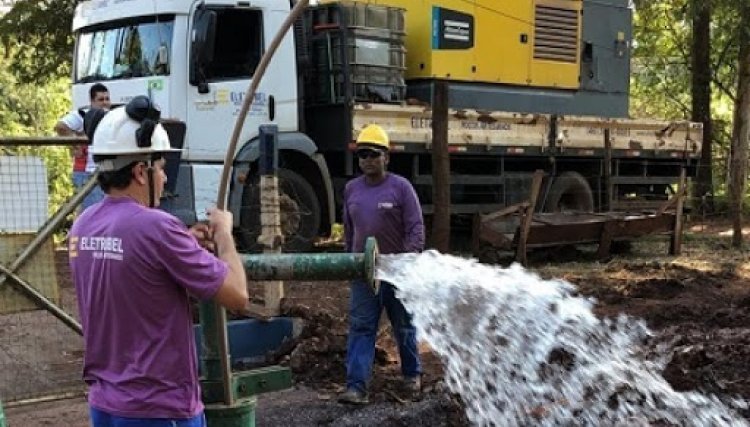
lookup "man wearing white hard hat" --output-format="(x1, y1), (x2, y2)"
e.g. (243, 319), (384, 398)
(68, 96), (249, 426)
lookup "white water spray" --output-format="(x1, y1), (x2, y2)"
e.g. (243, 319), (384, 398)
(377, 251), (747, 426)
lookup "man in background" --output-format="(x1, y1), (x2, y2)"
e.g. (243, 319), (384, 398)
(55, 83), (110, 211)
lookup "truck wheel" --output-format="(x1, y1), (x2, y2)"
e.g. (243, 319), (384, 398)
(239, 168), (321, 252)
(544, 172), (594, 213)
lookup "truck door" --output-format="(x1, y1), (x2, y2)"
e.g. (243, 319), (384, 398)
(185, 3), (298, 217)
(185, 5), (298, 162)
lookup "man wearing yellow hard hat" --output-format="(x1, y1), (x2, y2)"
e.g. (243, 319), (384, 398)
(339, 124), (425, 404)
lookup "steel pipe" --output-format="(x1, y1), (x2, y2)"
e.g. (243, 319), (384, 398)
(242, 237), (379, 292)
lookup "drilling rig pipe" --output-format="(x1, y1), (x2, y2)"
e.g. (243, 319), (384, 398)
(242, 237), (379, 292)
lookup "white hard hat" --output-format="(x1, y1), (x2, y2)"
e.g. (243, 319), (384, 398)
(91, 104), (180, 171)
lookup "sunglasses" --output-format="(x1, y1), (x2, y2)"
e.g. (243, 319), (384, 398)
(356, 149), (384, 160)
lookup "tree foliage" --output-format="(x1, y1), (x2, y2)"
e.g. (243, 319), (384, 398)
(0, 43), (75, 215)
(0, 0), (76, 82)
(631, 0), (743, 201)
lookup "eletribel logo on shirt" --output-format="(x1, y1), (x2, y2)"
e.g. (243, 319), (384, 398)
(69, 235), (124, 261)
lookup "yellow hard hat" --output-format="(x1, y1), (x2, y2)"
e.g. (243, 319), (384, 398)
(356, 124), (389, 150)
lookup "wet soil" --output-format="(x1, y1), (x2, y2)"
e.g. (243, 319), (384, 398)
(6, 220), (750, 425)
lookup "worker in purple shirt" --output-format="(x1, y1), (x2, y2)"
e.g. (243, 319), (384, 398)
(339, 124), (425, 405)
(68, 97), (249, 427)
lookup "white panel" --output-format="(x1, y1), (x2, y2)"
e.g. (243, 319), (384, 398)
(0, 156), (49, 232)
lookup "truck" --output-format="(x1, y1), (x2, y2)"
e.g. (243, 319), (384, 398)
(70, 0), (701, 252)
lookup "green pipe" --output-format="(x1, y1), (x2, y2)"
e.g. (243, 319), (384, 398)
(204, 398), (256, 427)
(199, 301), (224, 383)
(241, 237), (379, 292)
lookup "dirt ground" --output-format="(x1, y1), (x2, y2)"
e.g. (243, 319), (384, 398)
(6, 219), (750, 425)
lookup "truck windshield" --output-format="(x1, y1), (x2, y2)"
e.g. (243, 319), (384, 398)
(75, 16), (175, 83)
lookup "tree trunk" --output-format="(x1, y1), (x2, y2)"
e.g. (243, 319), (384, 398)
(729, 2), (750, 248)
(691, 0), (714, 212)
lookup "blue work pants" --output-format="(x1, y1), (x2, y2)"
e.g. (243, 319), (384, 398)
(90, 407), (205, 426)
(73, 171), (104, 212)
(345, 279), (421, 393)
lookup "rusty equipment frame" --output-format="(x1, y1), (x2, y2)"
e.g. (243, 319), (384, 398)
(473, 168), (688, 265)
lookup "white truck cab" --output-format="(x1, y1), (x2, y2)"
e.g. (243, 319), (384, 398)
(73, 0), (299, 155)
(71, 0), (331, 252)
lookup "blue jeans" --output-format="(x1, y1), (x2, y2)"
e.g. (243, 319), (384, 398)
(345, 279), (421, 393)
(73, 171), (104, 212)
(90, 407), (206, 427)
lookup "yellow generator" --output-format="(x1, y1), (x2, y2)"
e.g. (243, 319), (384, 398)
(365, 0), (582, 89)
(315, 0), (632, 117)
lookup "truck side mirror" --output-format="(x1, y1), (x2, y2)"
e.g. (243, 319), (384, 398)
(190, 8), (217, 93)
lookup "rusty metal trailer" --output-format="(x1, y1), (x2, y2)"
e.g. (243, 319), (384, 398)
(324, 104), (700, 212)
(472, 170), (687, 265)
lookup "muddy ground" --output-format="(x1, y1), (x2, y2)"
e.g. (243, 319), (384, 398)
(6, 220), (750, 425)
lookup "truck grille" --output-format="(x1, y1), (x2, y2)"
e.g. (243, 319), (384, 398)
(533, 4), (579, 63)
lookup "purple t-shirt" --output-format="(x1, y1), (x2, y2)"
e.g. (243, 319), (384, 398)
(343, 173), (424, 254)
(68, 197), (228, 419)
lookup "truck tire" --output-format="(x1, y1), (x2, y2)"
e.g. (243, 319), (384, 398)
(544, 172), (594, 213)
(239, 168), (321, 252)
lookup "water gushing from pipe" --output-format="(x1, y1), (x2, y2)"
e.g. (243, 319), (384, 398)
(377, 251), (746, 426)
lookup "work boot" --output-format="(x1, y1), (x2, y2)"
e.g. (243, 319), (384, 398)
(338, 388), (369, 405)
(402, 376), (421, 400)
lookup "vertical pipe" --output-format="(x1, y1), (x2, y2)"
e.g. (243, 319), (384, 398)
(199, 301), (223, 381)
(258, 125), (278, 176)
(258, 125), (284, 315)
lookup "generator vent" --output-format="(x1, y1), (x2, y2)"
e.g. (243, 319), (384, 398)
(533, 4), (579, 63)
